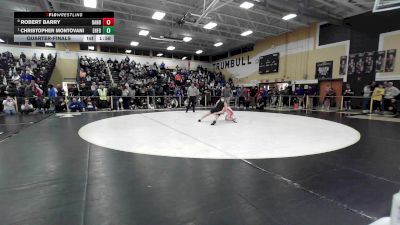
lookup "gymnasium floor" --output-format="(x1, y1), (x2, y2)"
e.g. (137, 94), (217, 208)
(0, 109), (399, 225)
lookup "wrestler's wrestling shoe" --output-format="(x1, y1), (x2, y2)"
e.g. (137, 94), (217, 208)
(211, 121), (216, 125)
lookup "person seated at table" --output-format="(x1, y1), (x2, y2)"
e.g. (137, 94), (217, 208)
(20, 98), (34, 114)
(69, 98), (85, 112)
(2, 96), (17, 115)
(55, 98), (67, 113)
(85, 98), (97, 111)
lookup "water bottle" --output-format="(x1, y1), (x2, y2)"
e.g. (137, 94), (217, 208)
(391, 191), (400, 225)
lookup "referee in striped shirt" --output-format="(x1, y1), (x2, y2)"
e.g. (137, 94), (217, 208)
(186, 83), (200, 113)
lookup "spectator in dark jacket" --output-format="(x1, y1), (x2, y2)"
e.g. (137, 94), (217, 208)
(5, 83), (17, 97)
(36, 97), (51, 113)
(249, 86), (258, 108)
(55, 98), (67, 112)
(24, 82), (35, 98)
(343, 84), (355, 111)
(79, 83), (92, 96)
(56, 84), (65, 98)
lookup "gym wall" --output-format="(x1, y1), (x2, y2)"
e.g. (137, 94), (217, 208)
(321, 11), (400, 93)
(376, 30), (400, 81)
(0, 45), (56, 59)
(212, 24), (349, 85)
(214, 11), (400, 87)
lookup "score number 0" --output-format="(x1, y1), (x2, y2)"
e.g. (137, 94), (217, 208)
(103, 18), (114, 26)
(102, 18), (114, 34)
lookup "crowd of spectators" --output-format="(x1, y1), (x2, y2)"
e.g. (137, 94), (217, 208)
(256, 82), (399, 117)
(0, 51), (57, 114)
(362, 81), (400, 117)
(75, 56), (232, 110)
(46, 55), (400, 118)
(76, 57), (333, 113)
(1, 53), (399, 118)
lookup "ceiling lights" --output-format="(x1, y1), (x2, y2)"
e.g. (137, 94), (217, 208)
(167, 46), (175, 50)
(83, 0), (97, 8)
(241, 30), (253, 36)
(182, 56), (187, 60)
(239, 1), (254, 9)
(45, 42), (53, 47)
(156, 53), (163, 57)
(152, 11), (166, 20)
(139, 30), (149, 36)
(203, 22), (217, 29)
(214, 42), (223, 47)
(183, 37), (192, 42)
(282, 13), (297, 20)
(88, 46), (95, 51)
(130, 41), (139, 46)
(195, 50), (203, 54)
(125, 50), (132, 54)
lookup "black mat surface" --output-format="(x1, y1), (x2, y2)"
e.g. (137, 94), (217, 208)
(0, 110), (398, 225)
(0, 113), (51, 141)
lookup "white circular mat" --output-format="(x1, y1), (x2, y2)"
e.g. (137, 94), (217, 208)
(78, 111), (360, 159)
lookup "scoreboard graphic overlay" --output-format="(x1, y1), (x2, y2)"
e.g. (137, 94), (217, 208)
(14, 12), (114, 42)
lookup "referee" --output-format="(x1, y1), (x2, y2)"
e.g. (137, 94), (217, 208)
(186, 83), (200, 113)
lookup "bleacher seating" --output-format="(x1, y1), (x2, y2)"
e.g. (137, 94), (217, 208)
(0, 51), (56, 98)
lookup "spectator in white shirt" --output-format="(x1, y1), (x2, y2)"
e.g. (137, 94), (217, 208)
(11, 73), (20, 82)
(383, 82), (400, 113)
(2, 96), (17, 115)
(20, 98), (34, 114)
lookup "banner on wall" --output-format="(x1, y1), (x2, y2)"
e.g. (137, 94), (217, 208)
(339, 56), (347, 75)
(213, 55), (252, 70)
(348, 54), (356, 75)
(315, 61), (333, 80)
(375, 51), (386, 72)
(385, 49), (396, 72)
(355, 53), (365, 75)
(364, 52), (375, 74)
